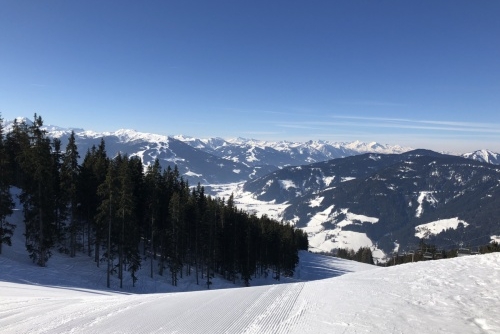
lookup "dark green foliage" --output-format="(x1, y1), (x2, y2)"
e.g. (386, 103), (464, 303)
(480, 241), (500, 254)
(0, 114), (15, 254)
(4, 118), (30, 187)
(383, 239), (500, 267)
(18, 115), (58, 266)
(91, 151), (304, 288)
(78, 139), (109, 262)
(336, 247), (374, 264)
(3, 114), (304, 288)
(60, 131), (80, 257)
(96, 154), (120, 288)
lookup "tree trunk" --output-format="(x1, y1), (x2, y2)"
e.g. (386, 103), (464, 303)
(38, 182), (45, 267)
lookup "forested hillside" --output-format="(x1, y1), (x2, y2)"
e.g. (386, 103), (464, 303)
(0, 114), (307, 288)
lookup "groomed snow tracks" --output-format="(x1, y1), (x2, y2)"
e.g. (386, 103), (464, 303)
(0, 282), (308, 333)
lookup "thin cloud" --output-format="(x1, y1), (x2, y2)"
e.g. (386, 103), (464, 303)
(276, 123), (321, 130)
(336, 101), (408, 107)
(222, 108), (294, 116)
(241, 130), (284, 136)
(329, 116), (500, 133)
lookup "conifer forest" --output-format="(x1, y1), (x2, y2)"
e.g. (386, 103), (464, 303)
(0, 114), (308, 288)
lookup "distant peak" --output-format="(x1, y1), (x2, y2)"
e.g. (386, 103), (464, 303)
(462, 149), (500, 165)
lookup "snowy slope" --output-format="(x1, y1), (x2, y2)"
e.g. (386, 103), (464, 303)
(0, 200), (372, 295)
(1, 199), (500, 333)
(1, 251), (499, 333)
(463, 149), (500, 165)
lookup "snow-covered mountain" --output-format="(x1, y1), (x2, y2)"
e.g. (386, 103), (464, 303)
(4, 118), (271, 184)
(463, 149), (500, 165)
(175, 135), (413, 167)
(234, 150), (500, 258)
(5, 117), (500, 259)
(6, 117), (499, 186)
(3, 117), (413, 184)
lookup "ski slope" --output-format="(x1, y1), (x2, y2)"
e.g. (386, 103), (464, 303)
(1, 201), (500, 333)
(1, 253), (500, 333)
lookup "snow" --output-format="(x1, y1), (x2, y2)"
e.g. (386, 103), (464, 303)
(278, 179), (297, 190)
(341, 176), (356, 182)
(211, 184), (381, 259)
(302, 208), (382, 256)
(415, 191), (437, 217)
(184, 170), (203, 177)
(305, 205), (335, 230)
(415, 218), (469, 239)
(345, 211), (379, 224)
(323, 175), (335, 186)
(308, 196), (324, 207)
(1, 201), (500, 333)
(79, 128), (170, 143)
(463, 149), (500, 164)
(2, 245), (499, 333)
(208, 182), (290, 221)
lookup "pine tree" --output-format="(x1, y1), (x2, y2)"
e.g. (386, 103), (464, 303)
(0, 115), (15, 254)
(116, 155), (139, 288)
(4, 118), (30, 187)
(124, 156), (143, 287)
(80, 139), (109, 264)
(144, 159), (163, 278)
(60, 131), (80, 257)
(78, 148), (95, 256)
(19, 114), (57, 266)
(96, 155), (119, 287)
(168, 192), (182, 286)
(51, 138), (66, 250)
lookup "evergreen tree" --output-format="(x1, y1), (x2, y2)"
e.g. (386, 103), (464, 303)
(0, 114), (308, 288)
(116, 155), (140, 288)
(80, 140), (109, 264)
(0, 115), (15, 254)
(19, 114), (57, 266)
(96, 154), (119, 287)
(124, 156), (143, 287)
(168, 192), (182, 286)
(4, 118), (30, 187)
(144, 159), (163, 278)
(60, 131), (80, 257)
(51, 138), (66, 250)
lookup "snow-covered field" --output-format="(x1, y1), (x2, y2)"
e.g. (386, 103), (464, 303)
(415, 217), (469, 239)
(2, 251), (499, 333)
(208, 182), (290, 221)
(2, 199), (500, 333)
(208, 184), (389, 259)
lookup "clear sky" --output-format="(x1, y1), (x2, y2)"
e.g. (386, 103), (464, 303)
(1, 1), (499, 153)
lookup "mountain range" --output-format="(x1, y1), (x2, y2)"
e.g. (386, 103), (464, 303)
(4, 117), (500, 258)
(4, 117), (416, 184)
(244, 149), (500, 258)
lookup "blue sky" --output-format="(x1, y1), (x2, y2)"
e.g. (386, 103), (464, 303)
(1, 1), (499, 153)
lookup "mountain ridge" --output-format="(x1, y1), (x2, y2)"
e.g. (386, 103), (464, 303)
(5, 117), (499, 180)
(239, 149), (500, 257)
(3, 117), (500, 260)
